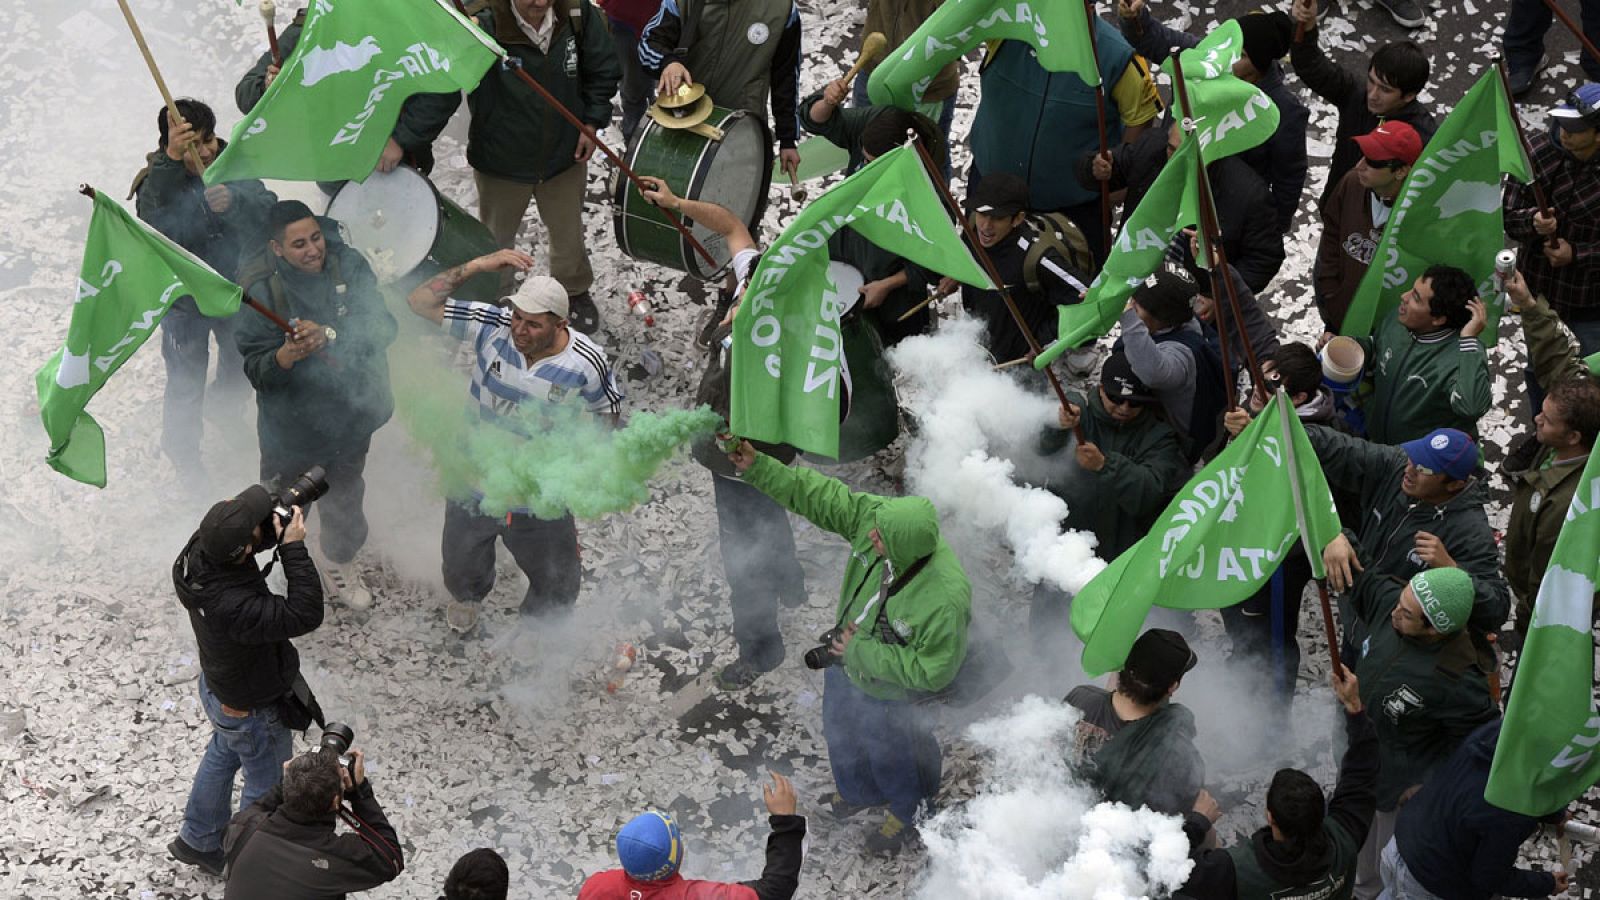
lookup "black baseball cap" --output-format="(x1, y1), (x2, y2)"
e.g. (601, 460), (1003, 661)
(1099, 352), (1156, 404)
(198, 485), (274, 562)
(969, 172), (1029, 218)
(1122, 628), (1198, 691)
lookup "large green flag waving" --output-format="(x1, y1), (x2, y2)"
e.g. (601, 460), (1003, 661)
(1340, 69), (1531, 344)
(1486, 452), (1600, 816)
(1174, 20), (1282, 163)
(205, 0), (500, 184)
(35, 192), (243, 487)
(729, 145), (992, 457)
(1070, 394), (1341, 675)
(1036, 136), (1202, 367)
(868, 0), (1098, 109)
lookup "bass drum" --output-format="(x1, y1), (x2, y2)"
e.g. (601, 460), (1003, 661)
(326, 165), (502, 304)
(613, 106), (773, 281)
(810, 262), (902, 465)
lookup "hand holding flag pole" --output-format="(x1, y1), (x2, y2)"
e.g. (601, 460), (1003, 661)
(1274, 387), (1344, 676)
(260, 0), (282, 67)
(113, 0), (207, 177)
(1495, 57), (1556, 223)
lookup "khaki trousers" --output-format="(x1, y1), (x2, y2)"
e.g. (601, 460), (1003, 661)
(474, 163), (593, 296)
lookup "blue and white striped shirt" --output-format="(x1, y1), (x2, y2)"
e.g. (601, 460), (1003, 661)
(442, 299), (623, 426)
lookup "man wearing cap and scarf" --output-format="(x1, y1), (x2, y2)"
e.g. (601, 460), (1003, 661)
(727, 439), (971, 854)
(1505, 83), (1600, 364)
(406, 248), (623, 632)
(1315, 121), (1424, 337)
(1118, 3), (1309, 236)
(168, 489), (323, 877)
(578, 772), (806, 899)
(1342, 567), (1499, 900)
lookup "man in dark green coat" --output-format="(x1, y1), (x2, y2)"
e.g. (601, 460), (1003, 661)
(235, 201), (398, 611)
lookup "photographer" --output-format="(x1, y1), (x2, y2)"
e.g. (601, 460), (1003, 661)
(223, 747), (404, 898)
(169, 486), (324, 876)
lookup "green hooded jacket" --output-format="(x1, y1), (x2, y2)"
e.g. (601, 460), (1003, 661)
(1359, 314), (1492, 446)
(743, 454), (971, 701)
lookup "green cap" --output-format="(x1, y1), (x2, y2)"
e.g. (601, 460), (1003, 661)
(1410, 568), (1474, 634)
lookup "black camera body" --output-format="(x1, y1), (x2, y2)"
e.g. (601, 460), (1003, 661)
(803, 628), (844, 670)
(319, 721), (357, 780)
(258, 467), (329, 550)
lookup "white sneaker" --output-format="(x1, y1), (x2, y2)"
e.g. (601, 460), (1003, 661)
(445, 600), (480, 633)
(321, 561), (373, 610)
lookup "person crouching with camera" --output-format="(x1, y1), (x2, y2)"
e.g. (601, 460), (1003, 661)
(169, 485), (325, 876)
(222, 744), (404, 898)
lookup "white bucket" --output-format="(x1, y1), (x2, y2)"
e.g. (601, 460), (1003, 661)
(1321, 336), (1365, 388)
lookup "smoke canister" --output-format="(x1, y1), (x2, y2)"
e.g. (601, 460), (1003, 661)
(1493, 250), (1519, 310)
(628, 291), (655, 327)
(606, 642), (638, 693)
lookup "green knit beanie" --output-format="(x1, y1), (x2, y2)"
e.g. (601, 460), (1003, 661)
(1410, 568), (1473, 634)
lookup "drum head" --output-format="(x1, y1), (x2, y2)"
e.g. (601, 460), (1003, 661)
(326, 166), (440, 281)
(826, 261), (864, 317)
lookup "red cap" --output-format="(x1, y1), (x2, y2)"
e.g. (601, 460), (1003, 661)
(1353, 121), (1423, 166)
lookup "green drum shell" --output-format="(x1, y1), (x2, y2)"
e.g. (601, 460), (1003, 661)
(614, 106), (773, 281)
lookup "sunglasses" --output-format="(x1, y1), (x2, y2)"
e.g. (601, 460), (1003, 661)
(1362, 156), (1405, 170)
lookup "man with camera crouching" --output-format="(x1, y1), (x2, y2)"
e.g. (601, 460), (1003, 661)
(169, 485), (325, 876)
(223, 743), (404, 898)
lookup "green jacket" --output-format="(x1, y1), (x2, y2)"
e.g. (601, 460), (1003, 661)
(1306, 425), (1510, 638)
(743, 454), (971, 701)
(1037, 390), (1188, 560)
(236, 239), (398, 459)
(132, 148), (276, 281)
(798, 89), (880, 178)
(1348, 574), (1498, 810)
(1360, 314), (1492, 445)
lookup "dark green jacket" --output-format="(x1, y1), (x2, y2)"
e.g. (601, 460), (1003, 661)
(799, 89), (880, 174)
(236, 239), (398, 459)
(1037, 390), (1188, 560)
(1306, 425), (1511, 638)
(132, 148), (276, 281)
(1348, 574), (1498, 811)
(1091, 701), (1205, 816)
(743, 454), (971, 701)
(1360, 314), (1492, 445)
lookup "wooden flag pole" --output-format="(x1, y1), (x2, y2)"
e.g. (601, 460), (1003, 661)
(114, 0), (207, 176)
(1541, 0), (1600, 68)
(260, 0), (283, 67)
(1083, 0), (1114, 255)
(1495, 57), (1556, 220)
(1273, 384), (1345, 675)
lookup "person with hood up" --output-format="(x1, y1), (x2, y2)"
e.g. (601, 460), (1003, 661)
(728, 440), (971, 854)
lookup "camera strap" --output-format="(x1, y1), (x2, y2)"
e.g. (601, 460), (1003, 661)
(870, 555), (932, 647)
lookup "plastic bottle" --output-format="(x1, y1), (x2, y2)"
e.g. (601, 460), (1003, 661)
(605, 642), (638, 693)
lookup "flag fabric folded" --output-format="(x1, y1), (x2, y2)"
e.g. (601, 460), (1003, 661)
(205, 0), (500, 184)
(1174, 20), (1282, 163)
(35, 192), (243, 487)
(1486, 451), (1600, 817)
(728, 145), (992, 458)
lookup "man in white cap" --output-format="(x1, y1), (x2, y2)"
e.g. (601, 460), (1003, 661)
(406, 250), (623, 631)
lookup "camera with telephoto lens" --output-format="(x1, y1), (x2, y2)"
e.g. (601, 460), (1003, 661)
(803, 627), (844, 670)
(258, 466), (329, 550)
(319, 721), (357, 779)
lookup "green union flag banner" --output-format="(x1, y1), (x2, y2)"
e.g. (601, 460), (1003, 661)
(1487, 452), (1600, 817)
(1173, 20), (1282, 163)
(729, 146), (992, 457)
(1340, 68), (1531, 343)
(205, 0), (500, 184)
(35, 192), (243, 487)
(868, 0), (1098, 109)
(1071, 394), (1341, 675)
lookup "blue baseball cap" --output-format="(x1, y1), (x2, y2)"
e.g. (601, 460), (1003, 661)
(617, 811), (683, 881)
(1400, 428), (1478, 480)
(1552, 84), (1600, 129)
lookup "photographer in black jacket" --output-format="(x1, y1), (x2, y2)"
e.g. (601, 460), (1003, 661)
(223, 746), (404, 899)
(169, 485), (324, 876)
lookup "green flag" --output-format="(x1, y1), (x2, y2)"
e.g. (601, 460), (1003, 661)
(35, 192), (243, 487)
(1036, 136), (1202, 367)
(1486, 452), (1600, 817)
(729, 145), (992, 457)
(204, 0), (500, 184)
(868, 0), (1098, 109)
(1172, 20), (1282, 162)
(1070, 394), (1341, 675)
(1340, 69), (1531, 344)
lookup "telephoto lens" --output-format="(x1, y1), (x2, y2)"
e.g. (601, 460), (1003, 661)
(320, 722), (357, 778)
(279, 466), (329, 512)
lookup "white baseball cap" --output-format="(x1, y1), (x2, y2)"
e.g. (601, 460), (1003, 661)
(509, 275), (569, 320)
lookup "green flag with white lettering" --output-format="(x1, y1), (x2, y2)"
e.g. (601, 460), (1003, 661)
(1070, 394), (1341, 675)
(35, 192), (243, 487)
(1486, 451), (1600, 817)
(1173, 20), (1282, 162)
(729, 146), (992, 457)
(868, 0), (1099, 109)
(204, 0), (500, 184)
(1340, 69), (1531, 344)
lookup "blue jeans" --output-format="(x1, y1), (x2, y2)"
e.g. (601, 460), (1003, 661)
(606, 18), (650, 143)
(822, 666), (942, 824)
(160, 297), (245, 468)
(1504, 0), (1600, 80)
(179, 674), (294, 852)
(851, 70), (957, 183)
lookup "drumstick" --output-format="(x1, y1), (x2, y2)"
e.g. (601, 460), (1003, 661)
(844, 32), (889, 87)
(992, 356), (1031, 371)
(260, 0), (282, 67)
(788, 169), (808, 204)
(896, 291), (940, 323)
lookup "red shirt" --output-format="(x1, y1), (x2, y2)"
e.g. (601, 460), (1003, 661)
(578, 870), (758, 900)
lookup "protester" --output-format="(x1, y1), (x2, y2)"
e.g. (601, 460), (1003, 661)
(579, 773), (805, 898)
(1384, 720), (1569, 900)
(1117, 267), (1229, 462)
(406, 249), (623, 631)
(850, 0), (960, 180)
(1189, 252), (1282, 376)
(1315, 122), (1424, 337)
(132, 99), (276, 482)
(1502, 0), (1600, 96)
(223, 747), (405, 897)
(443, 848), (510, 900)
(169, 490), (322, 877)
(1067, 629), (1207, 817)
(1289, 0), (1434, 209)
(729, 440), (970, 853)
(1178, 666), (1376, 899)
(236, 201), (398, 610)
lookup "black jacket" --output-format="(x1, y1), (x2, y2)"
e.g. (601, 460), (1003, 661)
(174, 538), (323, 710)
(924, 222), (1088, 364)
(223, 781), (404, 899)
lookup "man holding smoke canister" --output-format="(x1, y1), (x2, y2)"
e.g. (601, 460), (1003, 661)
(169, 485), (325, 877)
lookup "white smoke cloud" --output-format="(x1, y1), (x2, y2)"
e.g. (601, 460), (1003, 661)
(888, 319), (1107, 594)
(916, 695), (1194, 898)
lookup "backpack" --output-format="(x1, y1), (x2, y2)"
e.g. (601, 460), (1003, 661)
(1021, 212), (1095, 295)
